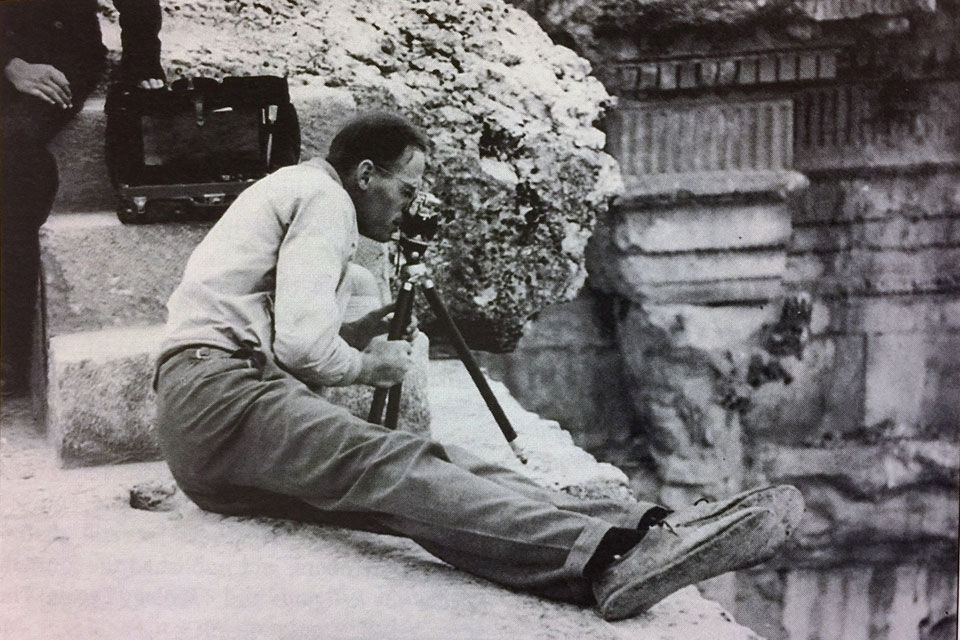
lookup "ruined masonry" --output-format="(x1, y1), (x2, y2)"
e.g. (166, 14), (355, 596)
(496, 1), (960, 639)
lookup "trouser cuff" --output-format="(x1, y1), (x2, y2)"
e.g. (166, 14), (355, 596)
(562, 520), (615, 578)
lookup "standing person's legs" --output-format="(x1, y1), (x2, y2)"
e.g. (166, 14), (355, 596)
(157, 349), (622, 602)
(0, 78), (95, 393)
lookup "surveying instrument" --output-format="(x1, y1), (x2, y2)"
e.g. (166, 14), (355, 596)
(367, 193), (528, 463)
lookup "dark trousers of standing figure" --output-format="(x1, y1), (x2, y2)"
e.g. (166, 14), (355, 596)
(0, 75), (96, 387)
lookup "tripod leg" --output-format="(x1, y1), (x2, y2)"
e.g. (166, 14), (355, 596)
(421, 280), (527, 463)
(368, 280), (416, 426)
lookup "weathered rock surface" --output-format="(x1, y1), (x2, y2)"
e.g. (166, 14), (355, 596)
(102, 0), (622, 351)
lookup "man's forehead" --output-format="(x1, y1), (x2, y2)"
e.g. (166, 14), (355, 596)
(395, 147), (427, 182)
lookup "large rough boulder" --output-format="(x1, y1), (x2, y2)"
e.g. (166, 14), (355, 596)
(102, 0), (622, 351)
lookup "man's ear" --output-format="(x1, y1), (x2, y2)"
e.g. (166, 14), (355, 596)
(354, 159), (375, 191)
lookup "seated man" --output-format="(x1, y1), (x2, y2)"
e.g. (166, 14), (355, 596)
(154, 112), (803, 621)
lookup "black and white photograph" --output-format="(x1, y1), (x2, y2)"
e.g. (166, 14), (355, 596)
(1, 1), (957, 638)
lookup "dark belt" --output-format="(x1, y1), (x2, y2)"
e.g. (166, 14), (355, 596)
(154, 342), (268, 389)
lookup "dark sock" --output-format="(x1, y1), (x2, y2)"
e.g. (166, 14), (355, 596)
(637, 505), (672, 531)
(583, 527), (646, 579)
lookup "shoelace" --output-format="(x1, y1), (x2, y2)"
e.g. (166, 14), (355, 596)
(652, 519), (680, 537)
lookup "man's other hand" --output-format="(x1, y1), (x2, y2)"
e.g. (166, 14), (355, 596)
(357, 337), (414, 388)
(138, 78), (164, 89)
(4, 58), (72, 108)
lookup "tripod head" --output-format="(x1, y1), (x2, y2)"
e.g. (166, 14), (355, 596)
(397, 191), (441, 265)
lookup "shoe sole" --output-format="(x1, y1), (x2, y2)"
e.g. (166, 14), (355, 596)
(599, 507), (784, 621)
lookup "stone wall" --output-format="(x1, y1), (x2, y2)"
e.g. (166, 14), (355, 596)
(495, 1), (959, 639)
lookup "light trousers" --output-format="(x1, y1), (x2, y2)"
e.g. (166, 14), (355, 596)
(156, 347), (657, 603)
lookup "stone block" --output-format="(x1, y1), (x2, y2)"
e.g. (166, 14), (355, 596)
(321, 332), (431, 436)
(40, 214), (213, 335)
(644, 303), (777, 351)
(818, 51), (837, 79)
(616, 65), (639, 93)
(615, 202), (792, 253)
(615, 305), (748, 501)
(659, 61), (679, 90)
(813, 294), (960, 336)
(777, 53), (797, 82)
(791, 217), (960, 254)
(785, 247), (960, 296)
(618, 170), (808, 207)
(427, 360), (635, 501)
(508, 296), (616, 349)
(798, 53), (818, 80)
(758, 55), (777, 83)
(486, 344), (634, 453)
(793, 482), (958, 553)
(290, 84), (362, 160)
(758, 441), (960, 497)
(778, 564), (957, 640)
(717, 59), (738, 86)
(700, 60), (719, 87)
(39, 213), (389, 337)
(620, 250), (787, 286)
(738, 57), (758, 84)
(49, 98), (111, 213)
(794, 169), (960, 225)
(628, 279), (785, 305)
(479, 298), (634, 452)
(637, 63), (659, 90)
(612, 102), (795, 177)
(47, 326), (165, 467)
(795, 80), (960, 172)
(919, 332), (960, 439)
(45, 325), (431, 467)
(678, 62), (698, 89)
(745, 335), (866, 445)
(864, 333), (928, 433)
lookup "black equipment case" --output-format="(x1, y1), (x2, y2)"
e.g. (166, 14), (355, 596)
(105, 75), (300, 223)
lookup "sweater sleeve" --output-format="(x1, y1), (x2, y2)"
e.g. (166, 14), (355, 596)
(272, 184), (364, 388)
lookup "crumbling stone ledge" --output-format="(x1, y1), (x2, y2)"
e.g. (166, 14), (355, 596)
(1, 360), (768, 639)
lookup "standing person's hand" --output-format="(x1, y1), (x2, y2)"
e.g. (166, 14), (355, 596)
(137, 77), (164, 89)
(3, 58), (72, 108)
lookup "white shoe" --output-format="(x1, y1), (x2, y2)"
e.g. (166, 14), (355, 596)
(593, 506), (786, 621)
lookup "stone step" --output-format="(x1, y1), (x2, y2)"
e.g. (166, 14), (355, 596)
(44, 322), (430, 468)
(39, 213), (213, 336)
(38, 212), (391, 336)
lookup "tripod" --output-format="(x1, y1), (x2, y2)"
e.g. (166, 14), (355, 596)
(367, 262), (528, 463)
